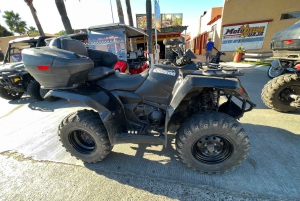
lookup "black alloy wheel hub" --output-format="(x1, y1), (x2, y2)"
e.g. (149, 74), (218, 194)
(68, 130), (96, 154)
(192, 135), (233, 164)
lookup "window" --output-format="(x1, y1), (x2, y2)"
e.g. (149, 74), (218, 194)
(280, 11), (300, 20)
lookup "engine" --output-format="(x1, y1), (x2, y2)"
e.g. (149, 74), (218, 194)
(134, 105), (165, 128)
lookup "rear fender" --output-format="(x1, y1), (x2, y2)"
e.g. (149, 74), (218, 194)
(47, 90), (127, 145)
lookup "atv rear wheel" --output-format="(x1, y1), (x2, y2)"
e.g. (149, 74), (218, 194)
(176, 112), (250, 174)
(27, 80), (43, 101)
(0, 87), (24, 100)
(261, 74), (300, 112)
(40, 88), (59, 102)
(58, 109), (113, 163)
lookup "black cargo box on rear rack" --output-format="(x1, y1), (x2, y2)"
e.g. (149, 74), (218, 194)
(22, 47), (94, 89)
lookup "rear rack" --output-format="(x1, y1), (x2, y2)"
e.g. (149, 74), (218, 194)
(199, 67), (244, 77)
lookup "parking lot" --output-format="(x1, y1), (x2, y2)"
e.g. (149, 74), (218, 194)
(0, 64), (299, 200)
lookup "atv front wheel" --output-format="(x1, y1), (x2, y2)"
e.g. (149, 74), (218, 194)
(176, 112), (250, 174)
(0, 87), (24, 100)
(27, 80), (43, 101)
(40, 88), (59, 102)
(262, 74), (300, 112)
(58, 109), (113, 163)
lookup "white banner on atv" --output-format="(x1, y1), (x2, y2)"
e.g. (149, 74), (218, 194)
(221, 22), (269, 51)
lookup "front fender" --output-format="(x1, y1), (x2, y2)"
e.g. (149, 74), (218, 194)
(170, 75), (249, 110)
(47, 90), (127, 145)
(164, 75), (253, 142)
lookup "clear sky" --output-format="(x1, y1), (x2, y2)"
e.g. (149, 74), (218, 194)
(0, 0), (224, 37)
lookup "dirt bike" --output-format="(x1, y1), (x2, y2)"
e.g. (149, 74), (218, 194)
(22, 31), (255, 174)
(262, 67), (300, 112)
(267, 58), (300, 79)
(210, 47), (226, 64)
(196, 47), (226, 70)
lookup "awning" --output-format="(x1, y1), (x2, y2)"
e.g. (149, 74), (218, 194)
(207, 15), (222, 25)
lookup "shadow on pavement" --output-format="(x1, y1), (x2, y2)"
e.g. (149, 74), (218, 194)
(83, 123), (300, 200)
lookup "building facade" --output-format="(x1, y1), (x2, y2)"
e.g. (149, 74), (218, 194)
(194, 0), (300, 61)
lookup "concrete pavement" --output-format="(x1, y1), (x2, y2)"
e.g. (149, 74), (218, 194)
(0, 65), (299, 200)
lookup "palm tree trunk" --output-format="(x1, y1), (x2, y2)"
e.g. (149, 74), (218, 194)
(24, 0), (45, 36)
(146, 0), (152, 59)
(55, 0), (73, 34)
(116, 0), (125, 24)
(125, 0), (137, 51)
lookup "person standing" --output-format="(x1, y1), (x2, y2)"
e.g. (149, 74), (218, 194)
(205, 38), (214, 63)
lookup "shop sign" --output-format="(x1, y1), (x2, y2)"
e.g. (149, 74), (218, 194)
(221, 22), (269, 51)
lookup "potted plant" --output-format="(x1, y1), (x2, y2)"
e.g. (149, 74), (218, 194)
(234, 45), (245, 62)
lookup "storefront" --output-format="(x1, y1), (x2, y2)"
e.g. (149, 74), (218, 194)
(194, 0), (300, 61)
(136, 13), (188, 59)
(136, 26), (188, 59)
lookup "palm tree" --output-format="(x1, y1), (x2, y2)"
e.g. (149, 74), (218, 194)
(146, 0), (152, 59)
(55, 0), (73, 34)
(125, 0), (137, 51)
(24, 0), (45, 36)
(0, 24), (13, 37)
(28, 26), (39, 34)
(2, 10), (27, 35)
(116, 0), (125, 23)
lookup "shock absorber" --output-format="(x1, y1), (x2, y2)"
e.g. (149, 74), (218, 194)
(212, 90), (219, 108)
(200, 89), (209, 112)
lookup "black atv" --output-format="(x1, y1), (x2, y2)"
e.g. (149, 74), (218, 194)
(21, 25), (255, 174)
(0, 36), (53, 101)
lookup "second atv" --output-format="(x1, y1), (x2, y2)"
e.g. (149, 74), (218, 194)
(0, 36), (53, 101)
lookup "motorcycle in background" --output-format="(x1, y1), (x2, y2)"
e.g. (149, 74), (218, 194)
(267, 58), (300, 79)
(210, 47), (226, 64)
(196, 47), (226, 70)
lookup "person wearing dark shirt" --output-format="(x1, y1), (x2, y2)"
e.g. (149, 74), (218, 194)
(205, 38), (214, 63)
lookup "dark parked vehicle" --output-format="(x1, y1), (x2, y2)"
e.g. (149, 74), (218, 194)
(0, 36), (53, 101)
(21, 30), (256, 174)
(267, 20), (300, 79)
(262, 21), (300, 112)
(270, 20), (300, 59)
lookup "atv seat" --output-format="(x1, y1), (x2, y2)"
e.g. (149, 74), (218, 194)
(86, 67), (115, 81)
(49, 38), (118, 81)
(96, 69), (149, 91)
(49, 38), (118, 68)
(49, 38), (89, 57)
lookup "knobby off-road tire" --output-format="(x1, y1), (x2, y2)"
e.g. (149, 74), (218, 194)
(0, 87), (24, 100)
(27, 80), (43, 101)
(40, 88), (59, 102)
(176, 112), (250, 174)
(58, 109), (113, 163)
(261, 74), (300, 112)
